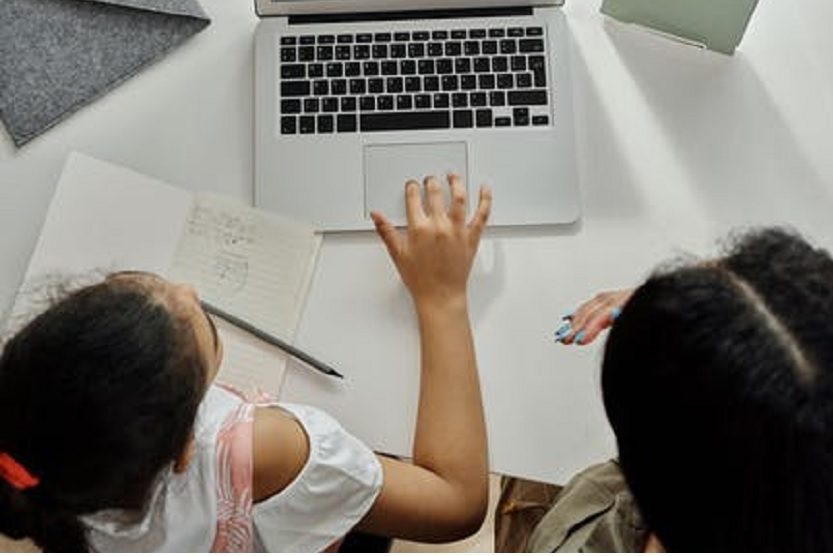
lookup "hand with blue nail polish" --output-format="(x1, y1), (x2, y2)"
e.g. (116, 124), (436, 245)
(562, 289), (634, 346)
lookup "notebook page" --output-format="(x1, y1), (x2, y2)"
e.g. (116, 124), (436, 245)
(169, 193), (322, 394)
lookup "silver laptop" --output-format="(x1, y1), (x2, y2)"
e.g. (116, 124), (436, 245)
(254, 0), (579, 230)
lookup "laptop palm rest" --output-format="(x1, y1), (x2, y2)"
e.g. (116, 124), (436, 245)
(363, 142), (468, 225)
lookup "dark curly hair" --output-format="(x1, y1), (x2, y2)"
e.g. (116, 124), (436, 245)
(0, 277), (206, 551)
(603, 228), (833, 551)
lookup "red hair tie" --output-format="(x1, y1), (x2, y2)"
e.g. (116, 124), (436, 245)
(0, 452), (40, 490)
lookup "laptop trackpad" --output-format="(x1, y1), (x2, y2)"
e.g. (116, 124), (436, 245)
(364, 142), (468, 224)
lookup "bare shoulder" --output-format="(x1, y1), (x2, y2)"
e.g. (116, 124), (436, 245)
(252, 406), (310, 502)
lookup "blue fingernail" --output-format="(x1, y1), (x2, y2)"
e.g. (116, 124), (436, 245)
(574, 331), (586, 344)
(554, 324), (572, 341)
(611, 307), (622, 320)
(562, 312), (575, 321)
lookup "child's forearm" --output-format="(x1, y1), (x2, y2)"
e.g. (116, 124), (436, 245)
(412, 296), (488, 518)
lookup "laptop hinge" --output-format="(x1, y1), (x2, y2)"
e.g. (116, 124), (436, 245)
(288, 6), (533, 25)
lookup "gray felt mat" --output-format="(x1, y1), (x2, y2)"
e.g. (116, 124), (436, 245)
(0, 0), (210, 147)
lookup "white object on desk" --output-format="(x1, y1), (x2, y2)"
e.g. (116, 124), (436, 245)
(11, 152), (321, 396)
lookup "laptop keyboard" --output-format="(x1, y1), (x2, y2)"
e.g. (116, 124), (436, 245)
(278, 26), (551, 135)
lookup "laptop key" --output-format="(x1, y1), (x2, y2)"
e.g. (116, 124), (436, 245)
(281, 99), (302, 114)
(533, 68), (547, 87)
(299, 46), (315, 61)
(356, 33), (372, 43)
(373, 44), (388, 59)
(451, 30), (467, 39)
(464, 41), (480, 56)
(442, 75), (459, 91)
(331, 79), (347, 95)
(433, 92), (450, 108)
(508, 27), (524, 37)
(378, 95), (394, 110)
(280, 48), (296, 62)
(313, 79), (328, 96)
(317, 46), (333, 60)
(361, 111), (450, 132)
(386, 77), (404, 93)
(346, 62), (361, 76)
(513, 107), (530, 126)
(308, 64), (324, 78)
(408, 43), (425, 58)
(318, 114), (334, 133)
(482, 40), (498, 55)
(437, 59), (453, 74)
(532, 115), (549, 126)
(281, 81), (310, 97)
(397, 94), (413, 110)
(412, 31), (430, 41)
(281, 36), (297, 46)
(363, 61), (379, 76)
(516, 73), (533, 88)
(381, 61), (398, 75)
(300, 116), (315, 133)
(415, 94), (431, 109)
(424, 76), (440, 91)
(497, 73), (514, 89)
(354, 45), (371, 59)
(470, 92), (487, 107)
(341, 97), (357, 112)
(508, 89), (548, 105)
(338, 34), (354, 44)
(445, 42), (462, 56)
(527, 27), (543, 37)
(368, 78), (384, 93)
(338, 114), (358, 132)
(511, 56), (526, 71)
(476, 108), (493, 127)
(500, 40), (517, 54)
(303, 98), (320, 113)
(318, 35), (335, 44)
(391, 44), (407, 58)
(400, 60), (417, 75)
(488, 28), (505, 38)
(470, 29), (487, 39)
(336, 46), (351, 60)
(474, 57), (490, 73)
(405, 76), (421, 92)
(395, 32), (410, 41)
(281, 64), (305, 79)
(350, 79), (366, 95)
(428, 42), (444, 57)
(452, 93), (468, 107)
(479, 74), (496, 90)
(453, 109), (473, 128)
(432, 30), (448, 40)
(326, 62), (343, 77)
(493, 57), (508, 72)
(281, 116), (296, 134)
(360, 96), (376, 111)
(495, 116), (511, 127)
(460, 74), (477, 90)
(300, 35), (315, 45)
(322, 97), (339, 112)
(489, 90), (505, 106)
(519, 39), (545, 53)
(418, 60), (435, 75)
(375, 32), (391, 42)
(454, 58), (471, 73)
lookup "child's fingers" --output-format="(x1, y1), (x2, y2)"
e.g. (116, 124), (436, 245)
(562, 290), (631, 345)
(424, 175), (446, 218)
(468, 185), (493, 243)
(405, 180), (427, 225)
(447, 173), (467, 224)
(371, 211), (402, 261)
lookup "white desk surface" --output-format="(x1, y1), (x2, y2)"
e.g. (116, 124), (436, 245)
(2, 0), (833, 483)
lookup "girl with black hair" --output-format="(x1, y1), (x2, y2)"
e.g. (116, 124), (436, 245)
(0, 176), (492, 552)
(498, 228), (833, 552)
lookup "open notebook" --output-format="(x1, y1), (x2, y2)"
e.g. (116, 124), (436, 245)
(7, 153), (322, 395)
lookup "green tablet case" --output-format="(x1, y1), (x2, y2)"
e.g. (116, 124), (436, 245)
(600, 0), (759, 54)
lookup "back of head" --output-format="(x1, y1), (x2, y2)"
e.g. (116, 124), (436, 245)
(0, 277), (206, 551)
(602, 228), (833, 552)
